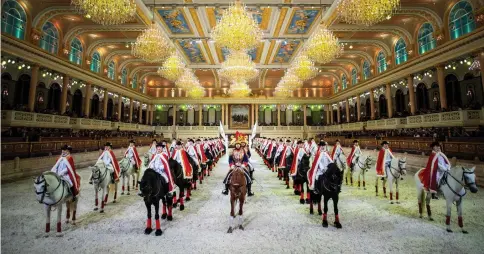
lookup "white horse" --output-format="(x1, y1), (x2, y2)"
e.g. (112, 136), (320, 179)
(346, 154), (375, 189)
(376, 157), (407, 203)
(34, 171), (79, 233)
(119, 158), (138, 195)
(333, 153), (347, 172)
(89, 161), (118, 213)
(415, 166), (478, 233)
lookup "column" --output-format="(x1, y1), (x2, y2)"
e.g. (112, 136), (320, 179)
(84, 83), (91, 117)
(225, 104), (229, 126)
(356, 95), (361, 121)
(139, 103), (143, 124)
(27, 65), (39, 112)
(326, 104), (330, 125)
(336, 104), (341, 123)
(436, 65), (448, 110)
(480, 53), (484, 94)
(407, 75), (416, 115)
(277, 104), (281, 126)
(103, 89), (108, 119)
(198, 104), (202, 126)
(150, 105), (154, 125)
(369, 89), (376, 120)
(221, 104), (225, 125)
(172, 105), (177, 128)
(116, 95), (122, 121)
(345, 99), (350, 123)
(255, 104), (259, 124)
(129, 98), (133, 122)
(303, 104), (307, 126)
(385, 83), (393, 118)
(60, 74), (69, 114)
(330, 105), (334, 124)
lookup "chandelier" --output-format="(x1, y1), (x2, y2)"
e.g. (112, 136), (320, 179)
(187, 85), (205, 99)
(305, 26), (342, 64)
(71, 0), (137, 26)
(288, 55), (317, 81)
(278, 72), (303, 90)
(228, 81), (251, 97)
(218, 51), (259, 83)
(175, 69), (199, 90)
(132, 23), (171, 63)
(158, 54), (186, 82)
(274, 87), (293, 98)
(211, 0), (262, 51)
(337, 0), (401, 26)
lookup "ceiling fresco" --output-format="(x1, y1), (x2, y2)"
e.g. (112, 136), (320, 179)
(272, 40), (302, 64)
(157, 8), (192, 34)
(285, 9), (320, 34)
(177, 40), (207, 63)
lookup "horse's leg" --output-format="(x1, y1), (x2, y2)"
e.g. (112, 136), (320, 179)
(56, 203), (63, 234)
(299, 184), (305, 204)
(238, 196), (244, 230)
(425, 192), (433, 221)
(309, 192), (314, 215)
(72, 201), (77, 225)
(228, 197), (235, 233)
(94, 186), (99, 211)
(417, 188), (424, 218)
(345, 169), (348, 185)
(357, 172), (361, 188)
(161, 198), (167, 219)
(113, 182), (118, 203)
(318, 200), (322, 215)
(135, 172), (139, 190)
(350, 171), (353, 186)
(167, 195), (173, 221)
(362, 171), (367, 190)
(45, 205), (51, 233)
(179, 187), (185, 211)
(305, 183), (310, 204)
(456, 199), (467, 234)
(100, 186), (106, 213)
(375, 176), (379, 196)
(389, 178), (394, 204)
(445, 198), (453, 233)
(395, 178), (400, 204)
(322, 195), (329, 228)
(172, 190), (178, 208)
(154, 199), (162, 236)
(121, 174), (125, 195)
(144, 202), (153, 234)
(334, 195), (342, 229)
(382, 178), (387, 198)
(186, 185), (191, 201)
(65, 201), (71, 224)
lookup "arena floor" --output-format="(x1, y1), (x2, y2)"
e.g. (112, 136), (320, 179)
(2, 150), (484, 254)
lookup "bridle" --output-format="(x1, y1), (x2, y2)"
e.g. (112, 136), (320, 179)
(335, 155), (346, 170)
(389, 159), (406, 179)
(355, 156), (372, 172)
(34, 174), (64, 206)
(91, 164), (107, 185)
(322, 170), (342, 193)
(442, 167), (476, 199)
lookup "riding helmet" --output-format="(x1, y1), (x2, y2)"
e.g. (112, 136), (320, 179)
(353, 140), (359, 144)
(318, 141), (327, 146)
(104, 142), (112, 148)
(129, 140), (135, 144)
(61, 144), (72, 151)
(381, 141), (389, 146)
(430, 141), (440, 148)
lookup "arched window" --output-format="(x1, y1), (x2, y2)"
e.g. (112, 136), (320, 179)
(107, 61), (115, 80)
(363, 61), (371, 80)
(377, 51), (387, 74)
(40, 22), (58, 54)
(449, 1), (476, 40)
(418, 23), (436, 55)
(131, 74), (138, 89)
(1, 0), (26, 40)
(90, 52), (101, 73)
(121, 68), (128, 85)
(394, 38), (408, 65)
(351, 68), (357, 86)
(69, 38), (83, 65)
(341, 74), (347, 90)
(333, 80), (339, 94)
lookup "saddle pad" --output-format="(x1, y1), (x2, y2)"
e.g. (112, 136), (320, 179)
(417, 168), (425, 184)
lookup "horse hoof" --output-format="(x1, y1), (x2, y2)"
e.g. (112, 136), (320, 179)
(227, 227), (233, 233)
(429, 217), (434, 221)
(145, 228), (153, 235)
(56, 233), (64, 237)
(155, 229), (163, 236)
(390, 201), (394, 204)
(65, 220), (70, 224)
(363, 188), (367, 190)
(72, 221), (76, 226)
(419, 215), (423, 219)
(127, 193), (130, 196)
(383, 196), (388, 199)
(239, 225), (244, 230)
(185, 197), (191, 201)
(396, 201), (400, 204)
(173, 203), (178, 208)
(121, 192), (124, 195)
(100, 210), (104, 213)
(318, 210), (323, 216)
(167, 216), (173, 221)
(161, 214), (167, 220)
(446, 229), (453, 233)
(180, 205), (185, 211)
(112, 200), (116, 204)
(93, 207), (99, 211)
(322, 220), (328, 228)
(462, 230), (468, 234)
(299, 199), (305, 204)
(309, 209), (314, 215)
(305, 199), (310, 204)
(335, 222), (342, 229)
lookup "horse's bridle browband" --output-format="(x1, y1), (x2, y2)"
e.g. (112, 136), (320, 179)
(91, 164), (108, 185)
(389, 159), (406, 179)
(443, 167), (476, 199)
(355, 156), (371, 171)
(35, 174), (65, 206)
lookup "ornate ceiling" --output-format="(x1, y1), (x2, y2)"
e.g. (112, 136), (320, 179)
(16, 0), (478, 98)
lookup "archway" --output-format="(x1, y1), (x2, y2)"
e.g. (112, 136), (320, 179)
(416, 83), (429, 112)
(72, 89), (83, 117)
(445, 74), (462, 109)
(14, 74), (30, 107)
(350, 105), (356, 122)
(365, 98), (371, 117)
(379, 94), (387, 118)
(107, 98), (114, 119)
(47, 83), (61, 112)
(121, 102), (125, 121)
(91, 94), (100, 117)
(395, 89), (405, 113)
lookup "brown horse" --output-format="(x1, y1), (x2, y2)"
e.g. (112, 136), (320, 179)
(227, 167), (247, 233)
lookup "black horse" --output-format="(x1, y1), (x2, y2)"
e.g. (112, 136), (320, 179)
(311, 163), (344, 228)
(138, 168), (170, 236)
(293, 155), (311, 204)
(169, 158), (192, 211)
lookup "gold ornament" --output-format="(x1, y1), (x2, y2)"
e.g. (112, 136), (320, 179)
(132, 23), (171, 63)
(274, 87), (293, 98)
(218, 51), (259, 83)
(337, 0), (401, 26)
(175, 69), (199, 90)
(278, 72), (303, 90)
(305, 26), (342, 64)
(211, 1), (262, 51)
(228, 81), (251, 97)
(158, 54), (186, 82)
(288, 55), (317, 81)
(187, 85), (205, 99)
(71, 0), (137, 26)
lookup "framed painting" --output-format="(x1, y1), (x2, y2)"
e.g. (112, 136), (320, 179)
(229, 104), (250, 129)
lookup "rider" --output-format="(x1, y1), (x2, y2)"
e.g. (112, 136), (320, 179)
(185, 139), (200, 174)
(241, 140), (255, 195)
(148, 143), (175, 193)
(171, 141), (193, 179)
(94, 142), (120, 184)
(375, 141), (394, 179)
(51, 145), (80, 201)
(222, 140), (253, 196)
(422, 142), (450, 200)
(307, 141), (333, 191)
(149, 139), (157, 155)
(125, 140), (142, 172)
(346, 140), (362, 172)
(290, 140), (307, 177)
(330, 139), (345, 160)
(309, 138), (318, 157)
(169, 138), (177, 154)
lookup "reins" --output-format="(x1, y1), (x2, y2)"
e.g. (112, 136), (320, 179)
(35, 174), (66, 206)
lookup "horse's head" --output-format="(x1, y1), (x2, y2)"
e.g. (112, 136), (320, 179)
(33, 174), (47, 203)
(138, 168), (158, 201)
(462, 166), (478, 193)
(90, 162), (104, 183)
(398, 157), (407, 176)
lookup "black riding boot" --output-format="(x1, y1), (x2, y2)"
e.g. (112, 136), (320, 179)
(247, 184), (254, 196)
(222, 184), (229, 195)
(111, 173), (115, 184)
(70, 187), (77, 202)
(431, 193), (439, 200)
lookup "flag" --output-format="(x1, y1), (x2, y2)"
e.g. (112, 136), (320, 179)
(249, 121), (257, 148)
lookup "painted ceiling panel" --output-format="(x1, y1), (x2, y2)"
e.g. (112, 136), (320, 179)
(272, 40), (302, 64)
(177, 40), (207, 64)
(157, 8), (192, 34)
(285, 9), (320, 34)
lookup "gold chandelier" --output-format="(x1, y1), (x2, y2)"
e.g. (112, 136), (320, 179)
(228, 81), (251, 97)
(274, 86), (293, 98)
(211, 0), (262, 51)
(175, 69), (199, 90)
(278, 72), (303, 90)
(218, 51), (259, 83)
(187, 85), (205, 99)
(337, 0), (401, 26)
(305, 25), (342, 64)
(288, 55), (317, 81)
(158, 54), (186, 82)
(71, 0), (137, 25)
(132, 23), (171, 63)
